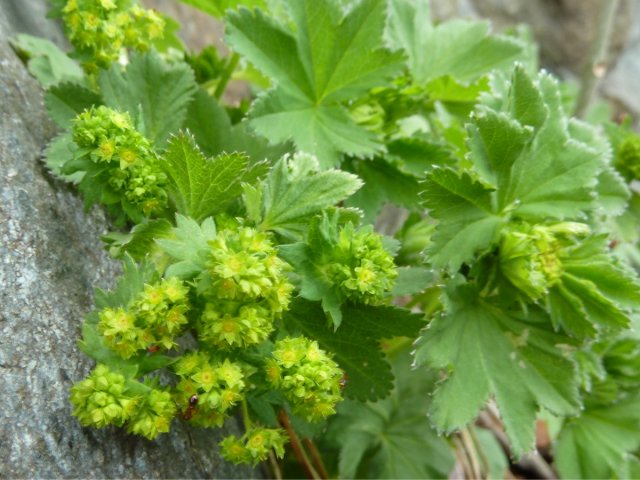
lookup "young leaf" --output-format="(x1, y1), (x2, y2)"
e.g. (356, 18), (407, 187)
(472, 69), (603, 219)
(155, 214), (217, 279)
(226, 0), (403, 166)
(259, 153), (363, 238)
(422, 67), (607, 270)
(98, 51), (197, 147)
(414, 283), (580, 457)
(162, 132), (263, 221)
(386, 0), (524, 84)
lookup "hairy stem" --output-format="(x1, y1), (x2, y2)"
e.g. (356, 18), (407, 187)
(278, 410), (321, 480)
(303, 438), (329, 480)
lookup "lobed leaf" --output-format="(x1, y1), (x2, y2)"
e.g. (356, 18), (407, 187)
(225, 0), (403, 166)
(284, 299), (395, 401)
(99, 52), (197, 147)
(414, 283), (580, 457)
(259, 154), (363, 238)
(421, 168), (501, 270)
(162, 132), (263, 221)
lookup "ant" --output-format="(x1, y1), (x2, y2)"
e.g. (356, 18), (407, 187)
(182, 394), (199, 421)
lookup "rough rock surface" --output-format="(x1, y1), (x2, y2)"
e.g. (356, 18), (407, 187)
(0, 1), (255, 477)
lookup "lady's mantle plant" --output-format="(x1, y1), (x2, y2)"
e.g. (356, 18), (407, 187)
(14, 0), (640, 477)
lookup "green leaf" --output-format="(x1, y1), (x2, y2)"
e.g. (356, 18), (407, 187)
(284, 299), (394, 401)
(422, 67), (608, 270)
(386, 0), (524, 83)
(99, 51), (197, 147)
(421, 168), (501, 270)
(387, 137), (455, 177)
(346, 157), (423, 222)
(471, 68), (603, 219)
(226, 0), (403, 166)
(162, 132), (264, 221)
(595, 166), (630, 216)
(94, 255), (158, 310)
(326, 350), (454, 479)
(10, 34), (84, 87)
(43, 133), (83, 183)
(259, 153), (363, 238)
(183, 88), (233, 157)
(102, 219), (173, 261)
(177, 0), (266, 17)
(555, 396), (640, 479)
(156, 214), (217, 279)
(547, 236), (640, 337)
(414, 283), (580, 457)
(184, 88), (290, 162)
(340, 304), (427, 340)
(44, 82), (103, 129)
(391, 267), (434, 296)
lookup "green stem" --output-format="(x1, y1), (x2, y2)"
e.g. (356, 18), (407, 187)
(241, 398), (252, 430)
(214, 52), (240, 100)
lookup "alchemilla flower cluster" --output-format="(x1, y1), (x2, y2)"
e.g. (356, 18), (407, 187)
(72, 105), (168, 219)
(62, 0), (164, 74)
(70, 222), (350, 463)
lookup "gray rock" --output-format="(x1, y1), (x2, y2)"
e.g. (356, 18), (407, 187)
(467, 0), (633, 75)
(0, 1), (255, 477)
(602, 3), (640, 119)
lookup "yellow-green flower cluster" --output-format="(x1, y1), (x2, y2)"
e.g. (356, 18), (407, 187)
(62, 0), (164, 74)
(199, 227), (294, 349)
(70, 364), (176, 439)
(220, 427), (287, 466)
(265, 336), (343, 422)
(126, 388), (177, 440)
(70, 364), (137, 428)
(500, 222), (589, 300)
(99, 277), (189, 358)
(325, 224), (397, 304)
(173, 352), (246, 428)
(73, 106), (168, 216)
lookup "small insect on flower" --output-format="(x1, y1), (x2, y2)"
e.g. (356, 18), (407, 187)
(339, 372), (349, 391)
(182, 394), (199, 420)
